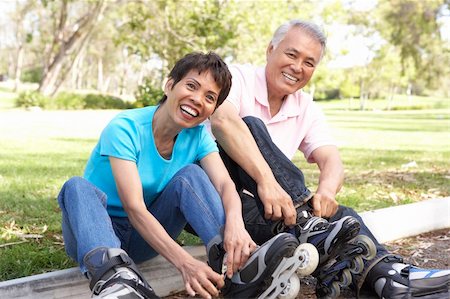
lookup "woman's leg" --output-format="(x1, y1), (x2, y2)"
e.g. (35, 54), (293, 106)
(123, 164), (225, 263)
(57, 176), (121, 273)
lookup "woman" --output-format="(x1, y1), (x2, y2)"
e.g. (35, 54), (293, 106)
(58, 52), (258, 299)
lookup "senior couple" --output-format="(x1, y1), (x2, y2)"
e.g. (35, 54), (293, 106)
(58, 20), (450, 299)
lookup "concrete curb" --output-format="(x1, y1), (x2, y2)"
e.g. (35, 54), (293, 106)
(0, 197), (449, 298)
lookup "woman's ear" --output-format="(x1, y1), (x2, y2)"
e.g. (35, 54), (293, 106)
(164, 78), (173, 94)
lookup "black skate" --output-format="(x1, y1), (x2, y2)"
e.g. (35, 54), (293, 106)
(365, 255), (450, 299)
(83, 247), (159, 299)
(273, 206), (369, 298)
(315, 234), (377, 298)
(207, 232), (318, 299)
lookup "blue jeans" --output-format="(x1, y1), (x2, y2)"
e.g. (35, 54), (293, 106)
(58, 164), (225, 273)
(218, 116), (390, 284)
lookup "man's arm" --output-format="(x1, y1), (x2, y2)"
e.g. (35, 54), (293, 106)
(309, 145), (344, 218)
(210, 102), (296, 225)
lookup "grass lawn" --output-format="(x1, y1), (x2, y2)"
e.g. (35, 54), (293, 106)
(0, 95), (449, 281)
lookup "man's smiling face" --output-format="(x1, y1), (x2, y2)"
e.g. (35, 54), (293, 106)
(265, 27), (323, 101)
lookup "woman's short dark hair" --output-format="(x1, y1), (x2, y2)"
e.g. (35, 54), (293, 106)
(159, 52), (232, 108)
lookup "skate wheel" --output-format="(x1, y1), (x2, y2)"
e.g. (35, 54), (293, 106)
(350, 255), (364, 274)
(295, 243), (319, 276)
(354, 235), (377, 260)
(277, 273), (300, 299)
(329, 281), (341, 298)
(339, 268), (352, 287)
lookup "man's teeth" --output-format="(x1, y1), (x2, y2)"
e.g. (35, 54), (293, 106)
(283, 72), (299, 82)
(181, 105), (198, 117)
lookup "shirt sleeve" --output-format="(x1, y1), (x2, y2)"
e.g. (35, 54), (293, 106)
(223, 65), (244, 113)
(299, 102), (336, 163)
(196, 125), (219, 161)
(99, 116), (140, 162)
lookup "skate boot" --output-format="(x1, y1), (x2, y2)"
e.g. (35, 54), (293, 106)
(207, 232), (319, 299)
(273, 204), (361, 265)
(365, 255), (450, 299)
(315, 234), (377, 298)
(83, 247), (159, 299)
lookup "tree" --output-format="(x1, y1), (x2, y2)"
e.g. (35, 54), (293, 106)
(37, 0), (107, 96)
(378, 0), (449, 92)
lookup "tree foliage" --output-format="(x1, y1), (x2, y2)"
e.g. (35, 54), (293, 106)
(1, 0), (449, 101)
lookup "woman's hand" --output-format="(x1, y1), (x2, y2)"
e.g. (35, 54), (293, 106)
(179, 256), (224, 299)
(223, 219), (257, 278)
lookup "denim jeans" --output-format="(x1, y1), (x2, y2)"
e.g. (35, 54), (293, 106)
(218, 116), (389, 285)
(58, 164), (225, 273)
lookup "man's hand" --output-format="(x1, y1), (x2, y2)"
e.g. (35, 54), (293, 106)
(311, 189), (338, 218)
(180, 257), (224, 299)
(257, 178), (297, 226)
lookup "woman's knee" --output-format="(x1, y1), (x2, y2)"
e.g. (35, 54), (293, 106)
(175, 164), (209, 182)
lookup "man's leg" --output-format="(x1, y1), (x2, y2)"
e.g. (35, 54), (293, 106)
(217, 117), (378, 297)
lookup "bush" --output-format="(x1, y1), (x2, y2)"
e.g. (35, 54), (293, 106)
(134, 78), (164, 108)
(53, 92), (85, 109)
(21, 67), (43, 83)
(83, 94), (131, 109)
(15, 91), (49, 108)
(15, 91), (131, 110)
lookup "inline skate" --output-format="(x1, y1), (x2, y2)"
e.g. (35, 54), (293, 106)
(315, 234), (377, 298)
(365, 255), (450, 299)
(83, 247), (159, 299)
(207, 232), (319, 299)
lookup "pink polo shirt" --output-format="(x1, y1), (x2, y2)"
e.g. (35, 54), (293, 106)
(225, 64), (335, 163)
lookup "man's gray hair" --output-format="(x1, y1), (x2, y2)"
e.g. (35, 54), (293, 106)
(270, 20), (327, 59)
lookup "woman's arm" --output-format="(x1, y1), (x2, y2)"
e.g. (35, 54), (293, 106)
(200, 152), (257, 278)
(109, 157), (223, 298)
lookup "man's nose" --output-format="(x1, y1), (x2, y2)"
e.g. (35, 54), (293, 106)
(292, 60), (303, 73)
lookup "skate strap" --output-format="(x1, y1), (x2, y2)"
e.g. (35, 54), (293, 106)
(98, 275), (159, 299)
(89, 253), (132, 289)
(89, 252), (159, 298)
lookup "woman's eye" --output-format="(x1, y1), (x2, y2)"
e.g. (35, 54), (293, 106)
(206, 95), (216, 102)
(187, 83), (195, 90)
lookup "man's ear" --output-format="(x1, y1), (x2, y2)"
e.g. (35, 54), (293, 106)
(266, 43), (274, 60)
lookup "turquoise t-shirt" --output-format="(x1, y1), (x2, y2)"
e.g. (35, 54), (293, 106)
(84, 106), (218, 217)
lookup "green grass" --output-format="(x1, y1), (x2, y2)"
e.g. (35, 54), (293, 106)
(0, 95), (449, 281)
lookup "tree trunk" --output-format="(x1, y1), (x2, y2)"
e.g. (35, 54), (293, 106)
(38, 0), (106, 96)
(97, 57), (103, 91)
(13, 45), (24, 92)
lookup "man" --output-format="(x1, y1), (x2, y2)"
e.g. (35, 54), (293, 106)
(210, 20), (450, 298)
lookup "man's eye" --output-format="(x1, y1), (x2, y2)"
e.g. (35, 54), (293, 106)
(286, 53), (296, 58)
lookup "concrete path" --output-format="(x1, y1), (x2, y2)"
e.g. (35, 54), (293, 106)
(0, 197), (448, 299)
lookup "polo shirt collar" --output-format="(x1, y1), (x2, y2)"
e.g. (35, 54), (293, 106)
(255, 67), (302, 119)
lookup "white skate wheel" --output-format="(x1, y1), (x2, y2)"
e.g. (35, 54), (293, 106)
(329, 281), (341, 298)
(277, 272), (300, 299)
(350, 255), (364, 274)
(354, 235), (377, 260)
(295, 243), (319, 276)
(339, 268), (352, 287)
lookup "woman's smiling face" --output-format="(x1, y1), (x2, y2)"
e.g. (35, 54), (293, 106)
(164, 70), (220, 128)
